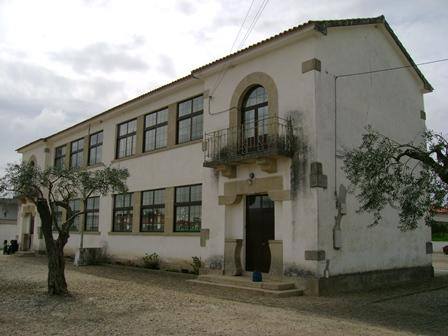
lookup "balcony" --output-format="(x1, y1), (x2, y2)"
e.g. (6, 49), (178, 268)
(203, 117), (295, 175)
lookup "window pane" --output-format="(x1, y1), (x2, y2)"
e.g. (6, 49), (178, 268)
(145, 129), (156, 151)
(142, 191), (153, 206)
(145, 113), (157, 127)
(175, 206), (189, 231)
(71, 141), (78, 152)
(178, 100), (192, 117)
(114, 210), (133, 232)
(154, 189), (164, 205)
(141, 208), (164, 232)
(90, 133), (97, 146)
(118, 138), (126, 158)
(190, 185), (202, 202)
(155, 125), (167, 148)
(119, 123), (128, 136)
(192, 96), (203, 112)
(115, 194), (123, 208)
(158, 109), (168, 123)
(176, 186), (190, 203)
(95, 145), (102, 163)
(191, 114), (203, 140)
(128, 120), (137, 133)
(125, 193), (133, 207)
(178, 119), (191, 143)
(97, 131), (103, 144)
(190, 205), (201, 231)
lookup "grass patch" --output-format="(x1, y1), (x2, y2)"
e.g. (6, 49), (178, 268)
(432, 233), (448, 242)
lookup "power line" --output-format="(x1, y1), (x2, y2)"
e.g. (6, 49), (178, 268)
(336, 57), (448, 79)
(237, 0), (270, 50)
(229, 0), (256, 53)
(210, 0), (270, 97)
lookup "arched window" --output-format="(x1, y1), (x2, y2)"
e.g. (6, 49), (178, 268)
(241, 86), (268, 149)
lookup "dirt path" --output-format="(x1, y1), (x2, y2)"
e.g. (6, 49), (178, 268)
(1, 255), (447, 336)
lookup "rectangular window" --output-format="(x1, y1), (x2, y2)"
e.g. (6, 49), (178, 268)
(89, 131), (103, 165)
(70, 138), (84, 168)
(54, 145), (66, 168)
(141, 189), (165, 232)
(68, 199), (81, 231)
(177, 95), (203, 144)
(174, 184), (201, 232)
(116, 119), (137, 159)
(144, 108), (168, 152)
(113, 193), (133, 232)
(85, 196), (100, 232)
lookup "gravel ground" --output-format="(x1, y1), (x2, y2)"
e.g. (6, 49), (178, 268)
(1, 255), (447, 336)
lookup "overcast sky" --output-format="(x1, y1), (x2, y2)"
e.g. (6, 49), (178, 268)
(0, 0), (447, 169)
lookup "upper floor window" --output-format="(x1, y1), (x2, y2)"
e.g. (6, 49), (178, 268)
(68, 199), (81, 231)
(177, 95), (203, 144)
(144, 108), (168, 152)
(85, 196), (100, 232)
(116, 119), (137, 159)
(70, 138), (84, 168)
(174, 184), (202, 232)
(113, 193), (133, 232)
(141, 189), (165, 232)
(242, 86), (269, 148)
(54, 145), (66, 169)
(89, 131), (103, 165)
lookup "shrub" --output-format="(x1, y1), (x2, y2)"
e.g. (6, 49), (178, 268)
(142, 252), (160, 270)
(191, 256), (202, 275)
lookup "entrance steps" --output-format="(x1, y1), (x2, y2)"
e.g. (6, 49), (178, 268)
(189, 274), (304, 297)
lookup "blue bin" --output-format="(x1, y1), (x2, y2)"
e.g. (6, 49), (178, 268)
(252, 271), (262, 282)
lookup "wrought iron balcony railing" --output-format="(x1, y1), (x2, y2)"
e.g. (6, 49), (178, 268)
(203, 116), (295, 167)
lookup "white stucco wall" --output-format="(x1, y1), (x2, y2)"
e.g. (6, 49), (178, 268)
(314, 24), (431, 276)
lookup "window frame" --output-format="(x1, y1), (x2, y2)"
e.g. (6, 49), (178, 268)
(176, 95), (203, 144)
(112, 193), (133, 232)
(84, 196), (100, 232)
(174, 184), (202, 233)
(54, 145), (66, 169)
(143, 108), (168, 152)
(116, 119), (137, 159)
(140, 188), (165, 232)
(88, 131), (103, 166)
(70, 138), (84, 168)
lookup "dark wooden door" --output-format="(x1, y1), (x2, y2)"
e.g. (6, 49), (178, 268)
(245, 195), (275, 273)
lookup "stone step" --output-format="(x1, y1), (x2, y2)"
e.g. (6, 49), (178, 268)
(197, 274), (296, 291)
(189, 279), (304, 297)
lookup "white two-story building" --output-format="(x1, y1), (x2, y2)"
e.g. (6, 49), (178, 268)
(16, 16), (434, 294)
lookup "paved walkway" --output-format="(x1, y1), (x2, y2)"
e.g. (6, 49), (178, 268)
(0, 255), (447, 335)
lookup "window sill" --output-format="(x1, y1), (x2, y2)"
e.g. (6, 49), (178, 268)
(108, 231), (200, 237)
(85, 162), (106, 170)
(69, 231), (101, 235)
(110, 139), (203, 164)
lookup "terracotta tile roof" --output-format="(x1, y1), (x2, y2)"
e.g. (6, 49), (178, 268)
(16, 15), (432, 152)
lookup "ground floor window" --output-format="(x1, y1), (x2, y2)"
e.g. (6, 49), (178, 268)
(141, 189), (165, 232)
(53, 205), (63, 231)
(432, 221), (448, 241)
(68, 199), (81, 231)
(113, 193), (133, 232)
(85, 196), (100, 232)
(174, 184), (201, 232)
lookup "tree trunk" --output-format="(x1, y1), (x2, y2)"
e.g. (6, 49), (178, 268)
(47, 240), (68, 295)
(36, 198), (69, 295)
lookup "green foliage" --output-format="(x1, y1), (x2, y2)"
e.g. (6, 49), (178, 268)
(0, 162), (129, 233)
(343, 127), (448, 231)
(190, 256), (202, 275)
(142, 252), (160, 269)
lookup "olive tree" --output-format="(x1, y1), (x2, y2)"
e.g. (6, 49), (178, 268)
(0, 162), (129, 295)
(343, 126), (448, 231)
